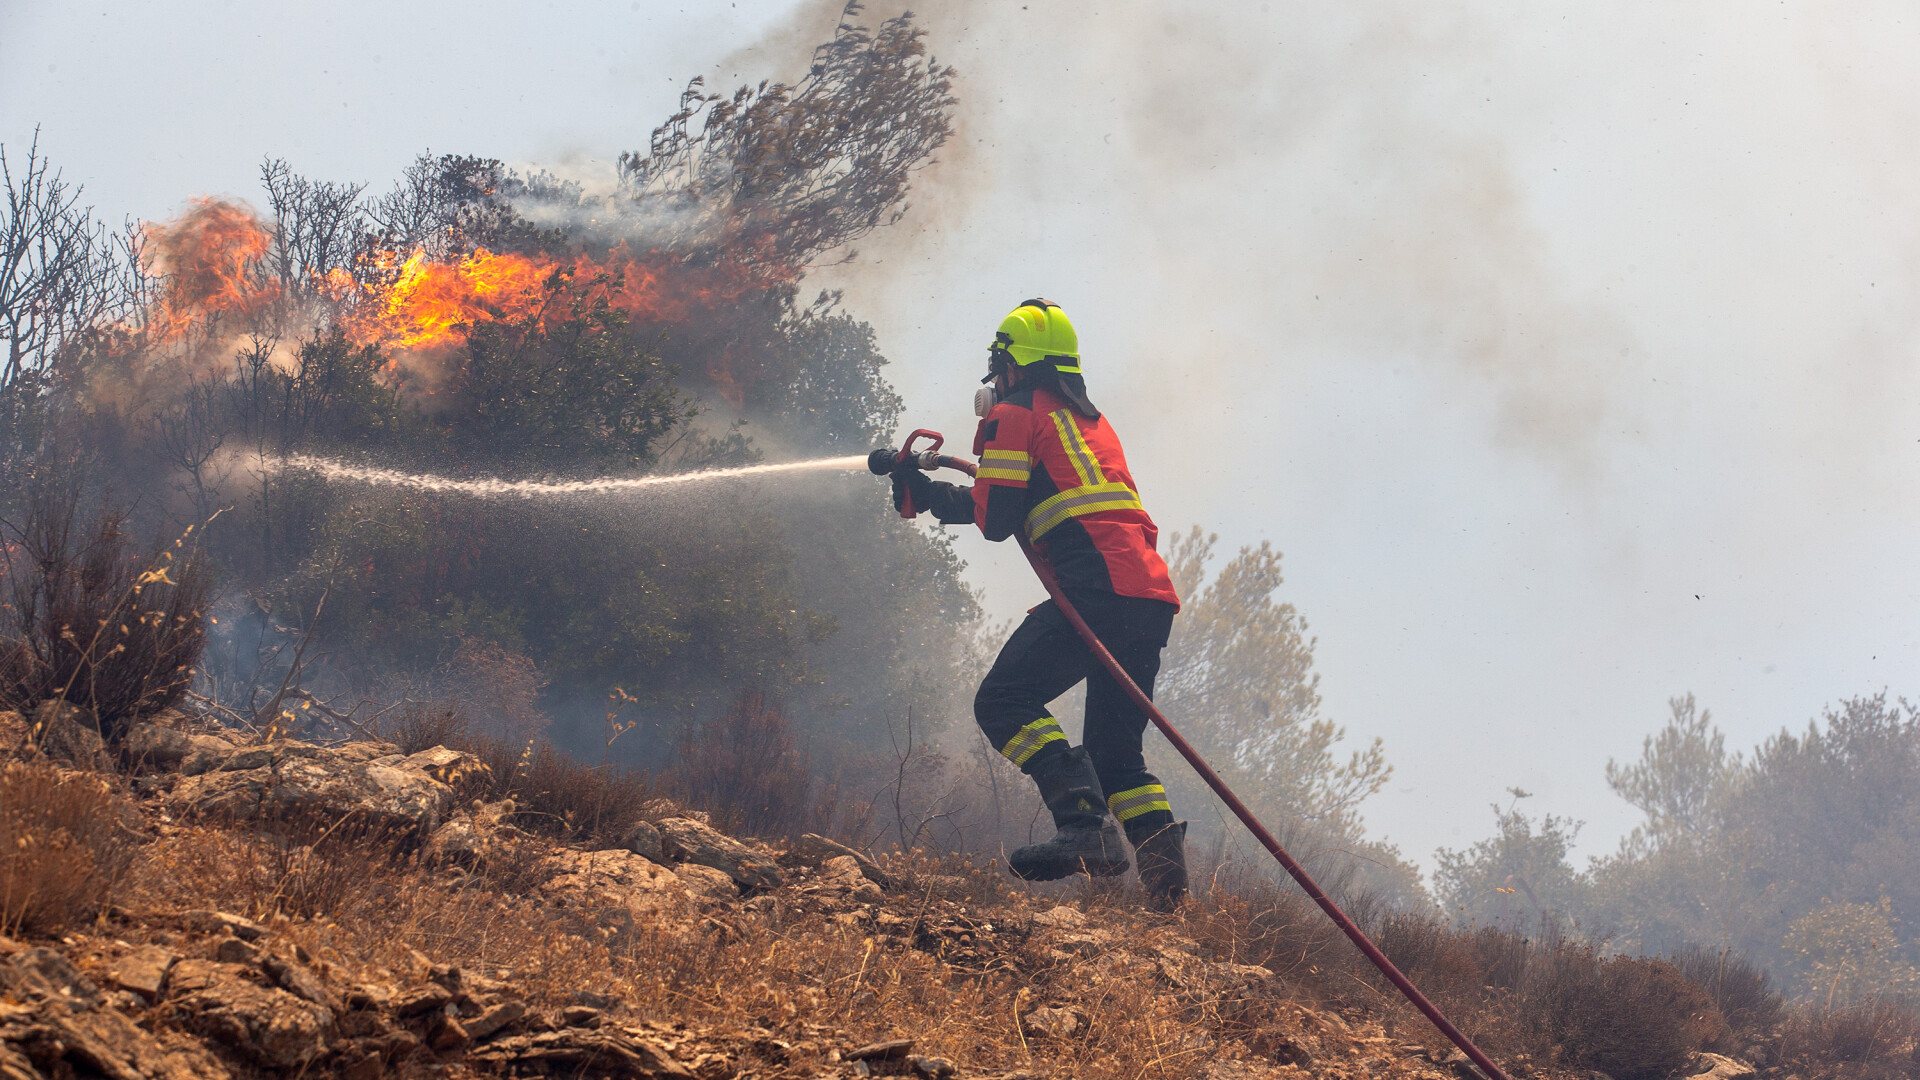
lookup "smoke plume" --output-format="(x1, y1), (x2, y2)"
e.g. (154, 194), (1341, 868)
(749, 0), (1920, 867)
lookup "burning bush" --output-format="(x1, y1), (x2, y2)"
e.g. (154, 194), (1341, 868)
(0, 485), (212, 743)
(6, 5), (976, 875)
(449, 266), (696, 470)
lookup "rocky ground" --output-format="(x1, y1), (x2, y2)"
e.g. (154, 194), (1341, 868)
(0, 707), (1765, 1080)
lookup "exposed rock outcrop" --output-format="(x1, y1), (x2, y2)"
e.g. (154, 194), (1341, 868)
(0, 942), (226, 1080)
(120, 716), (237, 773)
(539, 848), (703, 931)
(163, 741), (478, 833)
(653, 816), (783, 891)
(165, 959), (332, 1069)
(470, 1027), (694, 1079)
(4, 702), (108, 768)
(1689, 1052), (1758, 1080)
(788, 832), (893, 889)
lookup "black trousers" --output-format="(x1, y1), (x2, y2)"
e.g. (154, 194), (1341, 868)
(974, 590), (1178, 828)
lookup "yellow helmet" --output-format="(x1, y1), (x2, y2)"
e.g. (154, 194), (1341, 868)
(990, 298), (1081, 374)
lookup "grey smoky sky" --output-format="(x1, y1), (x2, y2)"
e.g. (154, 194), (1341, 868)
(6, 0), (1919, 872)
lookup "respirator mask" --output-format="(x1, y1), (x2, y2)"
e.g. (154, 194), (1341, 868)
(976, 343), (1013, 417)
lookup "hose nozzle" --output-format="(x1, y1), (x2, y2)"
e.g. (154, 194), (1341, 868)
(871, 430), (948, 477)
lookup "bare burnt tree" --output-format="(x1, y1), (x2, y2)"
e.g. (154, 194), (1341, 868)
(0, 134), (124, 392)
(261, 157), (367, 300)
(0, 134), (139, 501)
(0, 133), (133, 402)
(366, 153), (493, 257)
(618, 4), (956, 276)
(366, 154), (558, 261)
(148, 376), (228, 523)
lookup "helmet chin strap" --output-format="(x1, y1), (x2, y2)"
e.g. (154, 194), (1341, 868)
(983, 343), (1014, 385)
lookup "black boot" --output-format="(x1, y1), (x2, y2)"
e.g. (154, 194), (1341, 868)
(1008, 748), (1130, 881)
(1128, 820), (1188, 911)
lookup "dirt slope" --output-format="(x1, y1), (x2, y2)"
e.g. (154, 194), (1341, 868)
(0, 718), (1720, 1080)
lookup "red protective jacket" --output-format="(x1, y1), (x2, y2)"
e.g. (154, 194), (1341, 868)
(967, 386), (1179, 607)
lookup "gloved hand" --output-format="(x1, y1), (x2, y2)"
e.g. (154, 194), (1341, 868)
(892, 460), (933, 516)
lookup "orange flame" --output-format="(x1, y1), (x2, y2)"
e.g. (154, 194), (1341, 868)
(126, 198), (764, 408)
(335, 243), (741, 353)
(141, 198), (280, 341)
(337, 249), (558, 351)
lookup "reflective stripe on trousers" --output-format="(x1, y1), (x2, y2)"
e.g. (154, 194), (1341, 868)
(1107, 783), (1172, 823)
(999, 715), (1067, 766)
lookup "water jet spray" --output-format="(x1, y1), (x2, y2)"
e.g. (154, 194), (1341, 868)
(271, 452), (869, 498)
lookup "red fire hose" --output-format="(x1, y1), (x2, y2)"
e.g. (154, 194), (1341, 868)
(874, 433), (1510, 1080)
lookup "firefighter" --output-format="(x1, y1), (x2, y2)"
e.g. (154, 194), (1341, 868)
(891, 299), (1188, 910)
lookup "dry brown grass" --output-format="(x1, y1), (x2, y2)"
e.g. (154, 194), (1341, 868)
(1180, 878), (1744, 1080)
(128, 817), (608, 1004)
(129, 812), (418, 921)
(95, 758), (1920, 1080)
(0, 760), (134, 936)
(1776, 999), (1920, 1076)
(1186, 873), (1354, 988)
(466, 736), (656, 845)
(609, 905), (1197, 1078)
(118, 819), (1254, 1078)
(98, 790), (1920, 1080)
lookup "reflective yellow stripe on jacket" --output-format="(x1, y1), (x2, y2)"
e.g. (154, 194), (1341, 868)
(977, 448), (1031, 483)
(1048, 410), (1105, 486)
(1025, 482), (1143, 542)
(1025, 408), (1141, 540)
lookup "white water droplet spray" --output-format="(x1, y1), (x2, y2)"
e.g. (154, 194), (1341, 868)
(272, 453), (870, 498)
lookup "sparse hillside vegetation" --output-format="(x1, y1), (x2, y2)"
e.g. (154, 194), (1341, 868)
(7, 7), (1920, 1078)
(4, 705), (1918, 1079)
